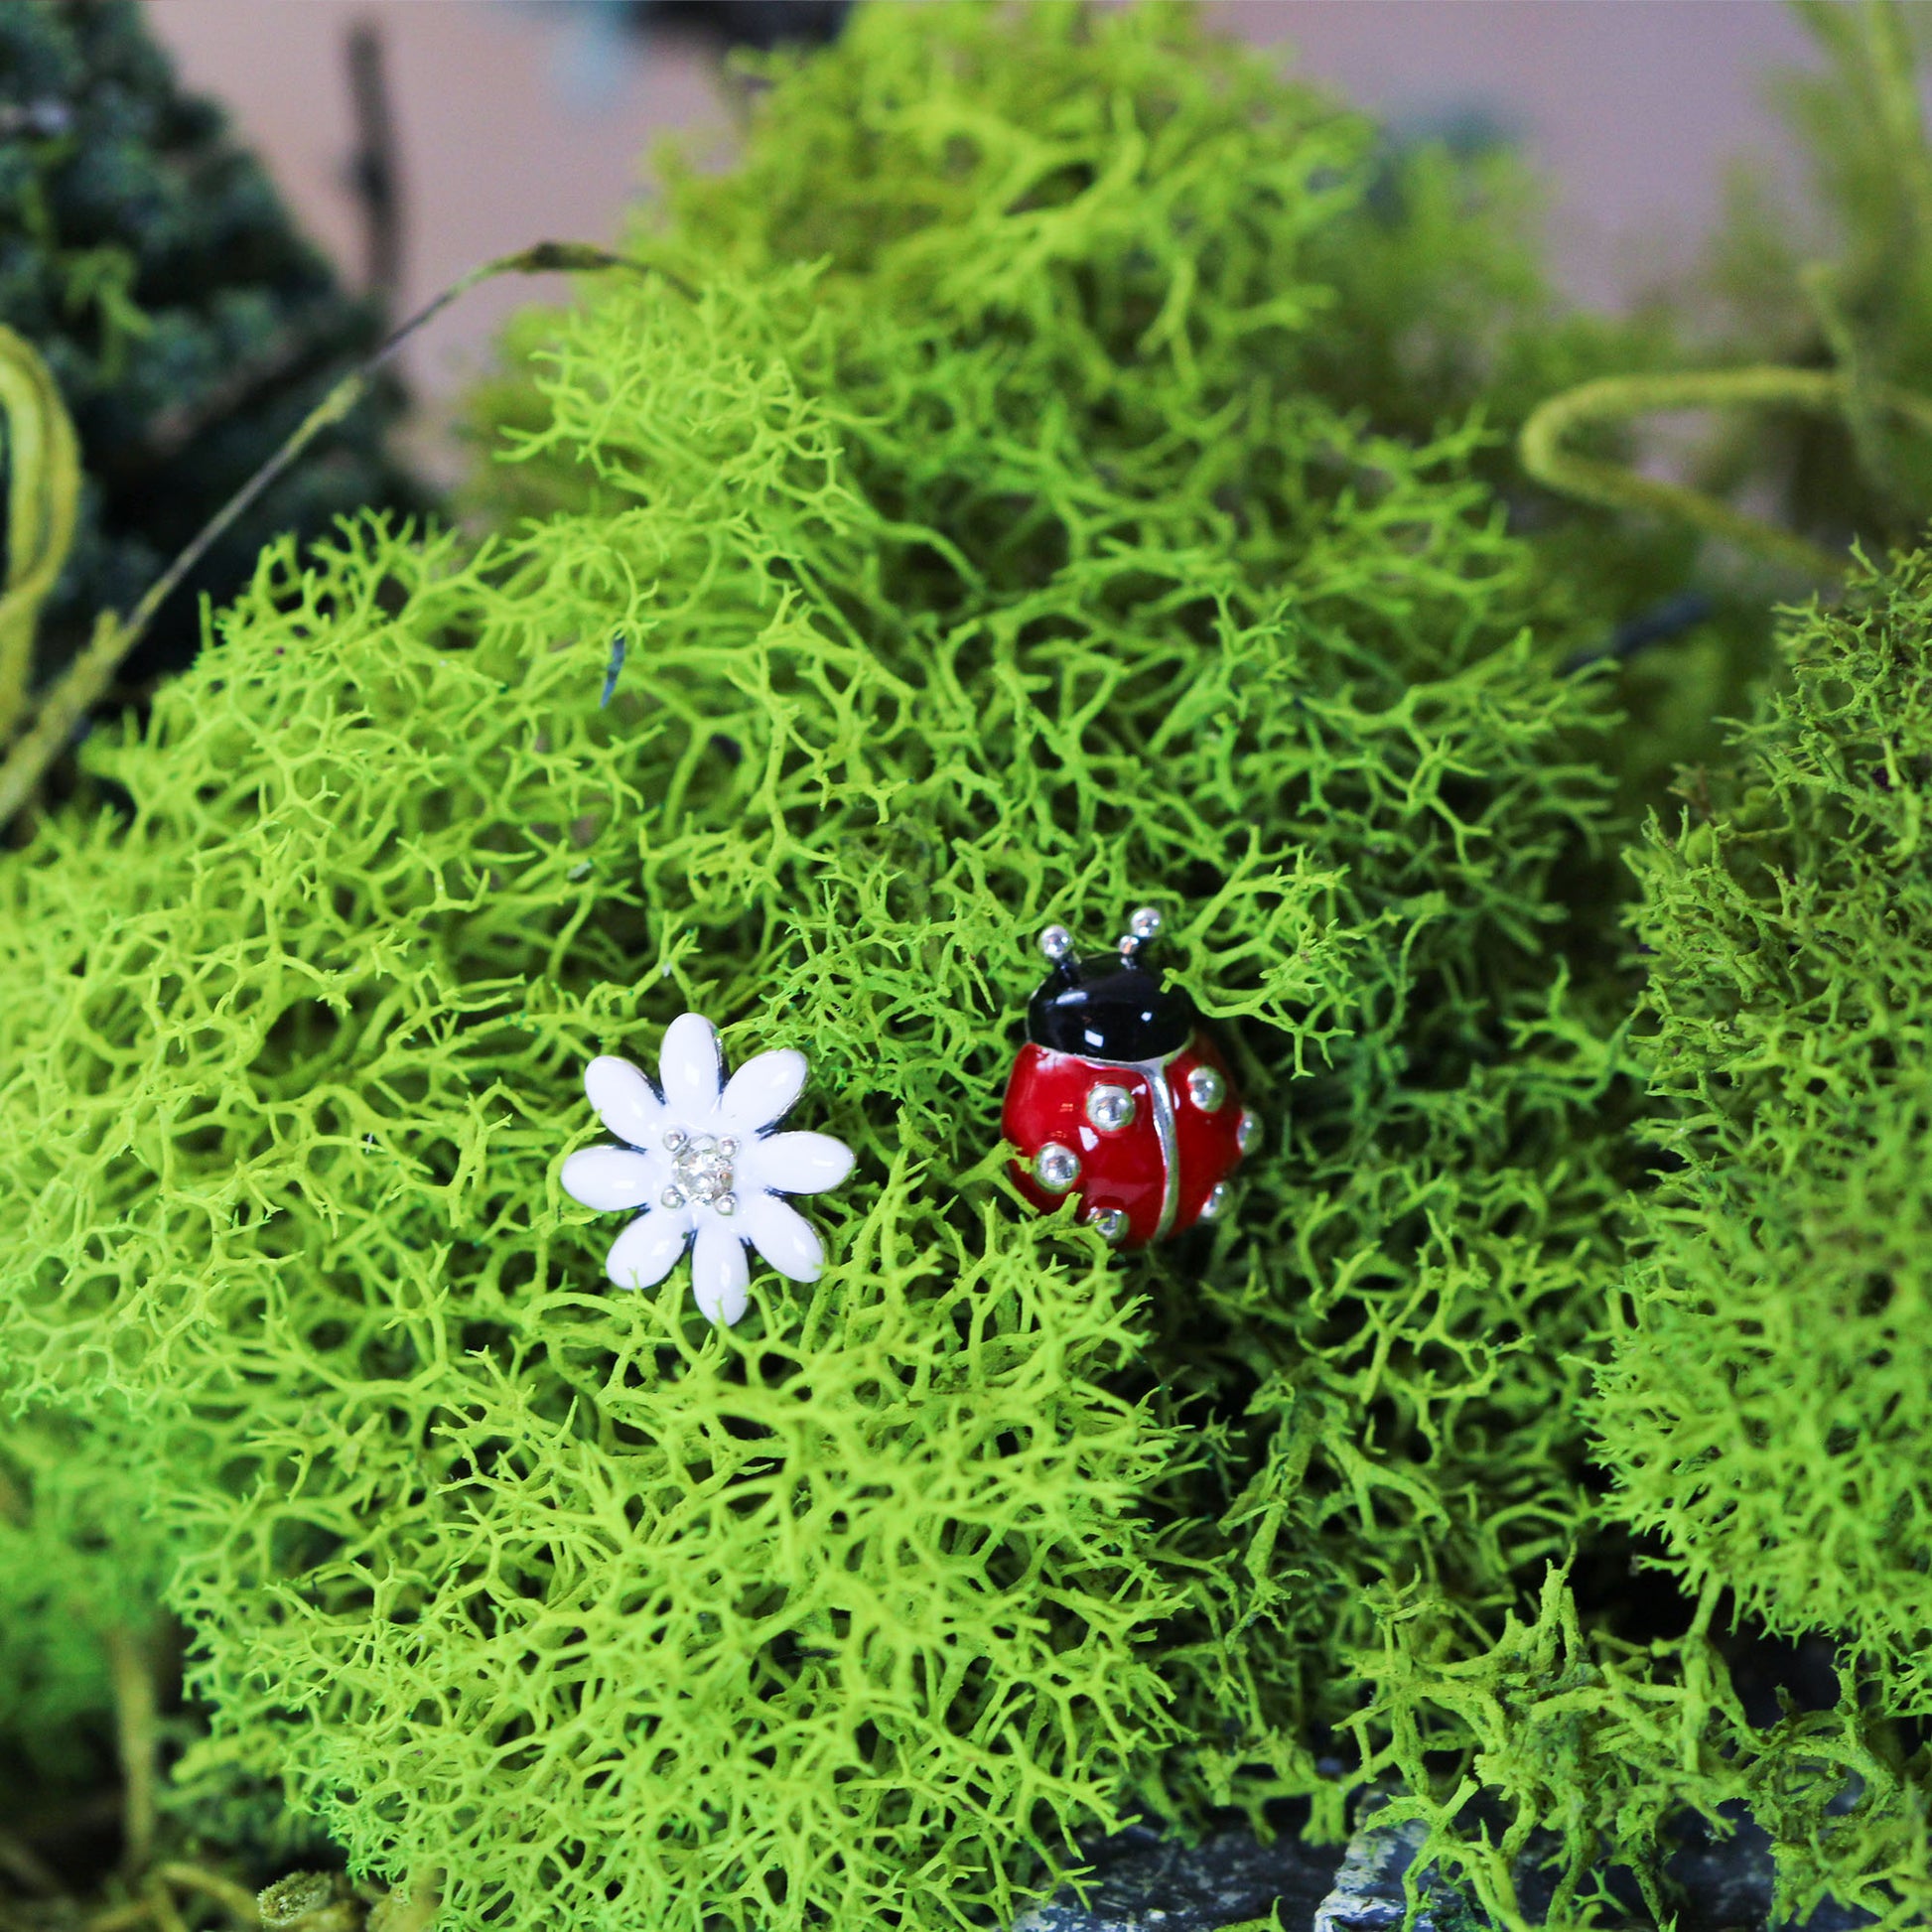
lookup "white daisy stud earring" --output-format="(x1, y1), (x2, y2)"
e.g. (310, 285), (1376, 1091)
(560, 1012), (855, 1325)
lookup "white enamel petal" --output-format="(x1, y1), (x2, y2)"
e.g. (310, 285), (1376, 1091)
(584, 1055), (664, 1150)
(561, 1145), (658, 1211)
(690, 1218), (751, 1326)
(739, 1190), (825, 1283)
(659, 1013), (725, 1121)
(717, 1047), (808, 1137)
(744, 1130), (855, 1197)
(604, 1204), (692, 1291)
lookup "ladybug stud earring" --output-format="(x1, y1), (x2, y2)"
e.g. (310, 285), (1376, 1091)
(1002, 907), (1259, 1248)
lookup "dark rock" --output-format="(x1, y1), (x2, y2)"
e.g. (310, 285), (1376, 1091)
(1012, 1806), (1880, 1932)
(1013, 1823), (1347, 1932)
(1313, 1806), (1881, 1932)
(1666, 1807), (1876, 1932)
(1312, 1816), (1484, 1932)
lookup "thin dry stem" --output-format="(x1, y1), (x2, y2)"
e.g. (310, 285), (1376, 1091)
(104, 1628), (158, 1877)
(143, 1877), (189, 1932)
(156, 1865), (261, 1927)
(0, 1831), (59, 1895)
(82, 1901), (153, 1932)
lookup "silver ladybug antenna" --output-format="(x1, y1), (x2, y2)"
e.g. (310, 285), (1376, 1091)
(1118, 904), (1162, 962)
(1037, 921), (1079, 983)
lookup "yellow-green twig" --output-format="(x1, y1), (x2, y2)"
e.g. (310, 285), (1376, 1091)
(1518, 363), (1932, 579)
(0, 326), (81, 743)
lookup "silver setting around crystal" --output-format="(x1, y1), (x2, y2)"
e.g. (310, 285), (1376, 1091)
(1035, 1142), (1081, 1193)
(1186, 1065), (1226, 1112)
(1087, 1204), (1129, 1246)
(1198, 1179), (1230, 1221)
(1086, 1083), (1136, 1132)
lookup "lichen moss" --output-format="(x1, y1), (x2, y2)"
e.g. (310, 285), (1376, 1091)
(0, 503), (1203, 1929)
(1597, 547), (1932, 1708)
(0, 3), (1653, 1919)
(19, 2), (1907, 1926)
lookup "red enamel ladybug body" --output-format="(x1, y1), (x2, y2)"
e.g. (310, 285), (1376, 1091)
(1002, 910), (1257, 1248)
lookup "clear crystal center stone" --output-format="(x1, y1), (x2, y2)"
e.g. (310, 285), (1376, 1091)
(663, 1128), (737, 1205)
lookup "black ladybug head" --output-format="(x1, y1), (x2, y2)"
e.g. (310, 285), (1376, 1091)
(1026, 908), (1196, 1063)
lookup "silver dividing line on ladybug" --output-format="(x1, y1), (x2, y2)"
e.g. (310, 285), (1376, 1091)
(1002, 906), (1258, 1249)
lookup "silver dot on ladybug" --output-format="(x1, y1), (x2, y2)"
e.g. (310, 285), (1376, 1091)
(1237, 1109), (1261, 1155)
(1198, 1179), (1230, 1221)
(1038, 923), (1076, 963)
(1087, 1204), (1129, 1246)
(1086, 1083), (1137, 1132)
(1034, 1143), (1081, 1193)
(1186, 1065), (1226, 1112)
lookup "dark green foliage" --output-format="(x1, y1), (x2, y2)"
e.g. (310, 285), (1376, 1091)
(0, 0), (419, 689)
(630, 0), (851, 53)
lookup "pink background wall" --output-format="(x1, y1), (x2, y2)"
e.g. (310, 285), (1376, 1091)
(143, 1), (1827, 472)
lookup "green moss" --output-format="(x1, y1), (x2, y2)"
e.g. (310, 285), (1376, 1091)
(1346, 1567), (1932, 1932)
(0, 4), (1661, 1919)
(37, 1), (1932, 1925)
(0, 504), (1202, 1929)
(1596, 547), (1932, 1708)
